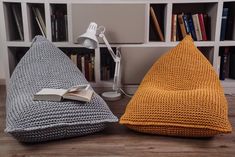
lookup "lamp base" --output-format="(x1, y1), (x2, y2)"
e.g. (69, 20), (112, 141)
(101, 91), (122, 101)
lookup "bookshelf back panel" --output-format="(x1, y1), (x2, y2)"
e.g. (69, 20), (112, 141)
(173, 3), (218, 41)
(3, 2), (24, 41)
(71, 4), (146, 44)
(121, 47), (171, 85)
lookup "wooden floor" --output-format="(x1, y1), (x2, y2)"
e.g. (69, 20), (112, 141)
(0, 85), (234, 157)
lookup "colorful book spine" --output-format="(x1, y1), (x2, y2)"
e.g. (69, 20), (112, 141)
(187, 15), (197, 41)
(220, 8), (229, 41)
(198, 13), (207, 41)
(183, 15), (190, 34)
(171, 14), (177, 41)
(178, 14), (187, 38)
(192, 14), (202, 41)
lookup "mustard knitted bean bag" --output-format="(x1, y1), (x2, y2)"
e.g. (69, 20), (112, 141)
(120, 35), (232, 137)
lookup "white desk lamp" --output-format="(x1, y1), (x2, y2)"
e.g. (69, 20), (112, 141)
(77, 22), (122, 101)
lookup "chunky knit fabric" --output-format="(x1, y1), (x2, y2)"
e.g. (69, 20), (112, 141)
(120, 35), (232, 137)
(5, 36), (118, 142)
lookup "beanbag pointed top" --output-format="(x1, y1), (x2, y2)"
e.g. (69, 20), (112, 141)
(120, 35), (232, 137)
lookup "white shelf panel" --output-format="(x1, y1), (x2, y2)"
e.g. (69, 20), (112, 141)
(221, 78), (235, 87)
(6, 41), (31, 47)
(219, 41), (235, 47)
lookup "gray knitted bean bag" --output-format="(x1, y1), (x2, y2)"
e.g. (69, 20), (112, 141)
(5, 36), (118, 142)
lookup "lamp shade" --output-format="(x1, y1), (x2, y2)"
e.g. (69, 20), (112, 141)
(77, 22), (99, 49)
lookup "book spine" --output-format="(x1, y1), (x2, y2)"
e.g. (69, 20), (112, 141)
(171, 14), (177, 42)
(77, 55), (82, 71)
(150, 6), (164, 41)
(198, 13), (207, 41)
(12, 5), (24, 40)
(178, 14), (187, 38)
(219, 48), (230, 80)
(183, 15), (190, 34)
(203, 14), (211, 40)
(192, 14), (202, 41)
(84, 55), (90, 80)
(188, 15), (197, 41)
(220, 8), (229, 41)
(224, 47), (230, 78)
(81, 56), (85, 76)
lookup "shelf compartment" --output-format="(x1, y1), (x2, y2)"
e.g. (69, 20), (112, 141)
(218, 46), (235, 81)
(50, 4), (68, 42)
(149, 4), (167, 42)
(120, 47), (171, 85)
(27, 3), (46, 40)
(100, 47), (116, 81)
(71, 3), (146, 44)
(3, 2), (24, 41)
(220, 2), (235, 41)
(8, 47), (29, 75)
(59, 48), (95, 82)
(172, 2), (218, 41)
(198, 47), (214, 65)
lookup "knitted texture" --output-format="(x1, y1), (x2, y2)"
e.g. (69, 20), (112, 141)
(120, 35), (232, 137)
(5, 36), (118, 142)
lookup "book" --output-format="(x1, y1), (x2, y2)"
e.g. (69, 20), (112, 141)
(171, 14), (177, 41)
(150, 6), (164, 41)
(203, 14), (211, 40)
(219, 47), (230, 80)
(187, 15), (197, 41)
(81, 56), (85, 75)
(192, 14), (202, 41)
(70, 54), (77, 66)
(220, 8), (229, 41)
(178, 14), (187, 38)
(198, 13), (207, 41)
(182, 15), (190, 34)
(32, 7), (46, 37)
(230, 50), (235, 79)
(33, 84), (93, 102)
(12, 4), (24, 40)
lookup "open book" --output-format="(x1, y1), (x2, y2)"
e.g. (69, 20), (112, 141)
(33, 84), (93, 102)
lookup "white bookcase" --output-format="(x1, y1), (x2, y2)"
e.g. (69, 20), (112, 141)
(0, 0), (235, 94)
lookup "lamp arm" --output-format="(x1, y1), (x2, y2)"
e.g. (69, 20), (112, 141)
(99, 33), (121, 91)
(99, 33), (118, 61)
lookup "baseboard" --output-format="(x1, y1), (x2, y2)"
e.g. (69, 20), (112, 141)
(0, 79), (6, 85)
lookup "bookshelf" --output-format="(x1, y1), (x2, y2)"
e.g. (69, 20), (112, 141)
(0, 0), (235, 95)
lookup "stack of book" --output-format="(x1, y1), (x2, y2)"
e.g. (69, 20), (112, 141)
(100, 48), (115, 81)
(220, 7), (234, 41)
(219, 47), (235, 80)
(171, 13), (211, 41)
(70, 52), (95, 82)
(51, 6), (68, 41)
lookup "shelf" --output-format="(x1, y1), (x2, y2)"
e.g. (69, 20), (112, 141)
(27, 3), (46, 40)
(3, 2), (24, 41)
(100, 47), (116, 81)
(149, 4), (166, 42)
(221, 78), (235, 87)
(172, 2), (218, 41)
(7, 47), (29, 75)
(50, 3), (68, 42)
(220, 2), (235, 41)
